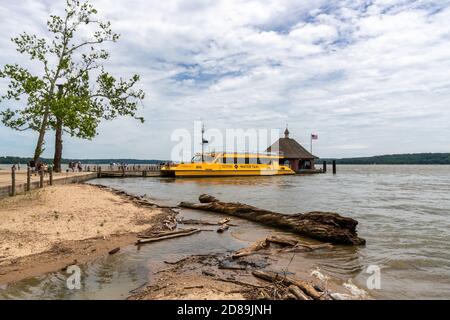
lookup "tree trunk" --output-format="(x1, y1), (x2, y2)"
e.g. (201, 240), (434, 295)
(53, 116), (63, 173)
(180, 195), (366, 245)
(33, 112), (49, 163)
(52, 84), (64, 172)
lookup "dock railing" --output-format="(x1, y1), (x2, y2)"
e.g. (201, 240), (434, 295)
(81, 164), (161, 173)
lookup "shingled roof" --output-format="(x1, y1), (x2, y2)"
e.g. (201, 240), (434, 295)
(266, 137), (317, 159)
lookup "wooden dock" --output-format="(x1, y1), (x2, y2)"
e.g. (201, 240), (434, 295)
(0, 164), (162, 199)
(85, 164), (162, 178)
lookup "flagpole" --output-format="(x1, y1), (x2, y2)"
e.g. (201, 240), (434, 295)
(201, 124), (205, 163)
(310, 134), (313, 154)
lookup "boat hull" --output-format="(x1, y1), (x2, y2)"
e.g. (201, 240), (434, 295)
(160, 168), (294, 177)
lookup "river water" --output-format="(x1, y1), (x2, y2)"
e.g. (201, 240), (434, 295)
(1, 165), (449, 299)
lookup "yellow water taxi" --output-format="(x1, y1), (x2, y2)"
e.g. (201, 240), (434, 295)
(160, 152), (295, 177)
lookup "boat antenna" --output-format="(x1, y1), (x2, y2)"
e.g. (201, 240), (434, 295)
(201, 123), (205, 162)
(200, 123), (209, 163)
(202, 124), (204, 162)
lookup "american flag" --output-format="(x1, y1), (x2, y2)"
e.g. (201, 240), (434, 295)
(311, 133), (318, 140)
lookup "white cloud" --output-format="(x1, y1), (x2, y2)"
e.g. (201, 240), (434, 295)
(1, 0), (450, 159)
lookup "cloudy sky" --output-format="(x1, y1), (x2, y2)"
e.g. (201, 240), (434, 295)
(1, 0), (450, 160)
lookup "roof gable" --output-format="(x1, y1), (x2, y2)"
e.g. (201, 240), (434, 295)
(266, 138), (316, 159)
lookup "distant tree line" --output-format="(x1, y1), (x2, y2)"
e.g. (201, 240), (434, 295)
(319, 153), (450, 165)
(0, 156), (163, 165)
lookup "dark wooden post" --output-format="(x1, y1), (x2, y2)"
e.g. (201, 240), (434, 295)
(11, 167), (16, 196)
(39, 169), (44, 188)
(332, 160), (337, 175)
(143, 170), (147, 177)
(122, 166), (125, 177)
(98, 166), (102, 178)
(26, 167), (31, 191)
(322, 161), (327, 173)
(49, 168), (53, 186)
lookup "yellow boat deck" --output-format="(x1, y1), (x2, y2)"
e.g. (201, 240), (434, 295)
(161, 152), (295, 177)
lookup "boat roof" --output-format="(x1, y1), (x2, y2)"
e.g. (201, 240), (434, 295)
(202, 152), (284, 159)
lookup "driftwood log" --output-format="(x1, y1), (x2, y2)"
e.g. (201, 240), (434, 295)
(135, 228), (201, 245)
(217, 224), (230, 233)
(288, 285), (311, 300)
(179, 195), (365, 245)
(252, 270), (323, 300)
(232, 235), (333, 259)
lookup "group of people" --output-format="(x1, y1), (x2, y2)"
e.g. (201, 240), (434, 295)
(109, 162), (129, 171)
(16, 160), (83, 174)
(68, 162), (83, 172)
(25, 160), (50, 175)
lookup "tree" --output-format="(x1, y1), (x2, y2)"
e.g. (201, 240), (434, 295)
(0, 0), (145, 171)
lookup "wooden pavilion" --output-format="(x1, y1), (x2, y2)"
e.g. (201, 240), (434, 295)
(266, 127), (317, 172)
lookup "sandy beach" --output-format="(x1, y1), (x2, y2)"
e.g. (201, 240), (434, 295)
(0, 181), (367, 300)
(0, 184), (167, 284)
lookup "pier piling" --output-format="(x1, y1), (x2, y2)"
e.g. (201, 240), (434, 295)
(323, 161), (327, 173)
(332, 160), (337, 174)
(39, 169), (44, 188)
(11, 167), (16, 196)
(26, 167), (31, 191)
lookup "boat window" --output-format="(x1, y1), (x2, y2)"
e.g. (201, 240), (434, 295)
(258, 158), (272, 165)
(233, 156), (237, 164)
(191, 155), (214, 163)
(204, 155), (214, 162)
(222, 157), (227, 164)
(235, 157), (247, 164)
(245, 157), (249, 164)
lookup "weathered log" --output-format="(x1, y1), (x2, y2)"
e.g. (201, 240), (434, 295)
(284, 293), (298, 300)
(218, 264), (246, 270)
(266, 235), (298, 247)
(135, 229), (201, 245)
(179, 195), (365, 245)
(232, 236), (333, 260)
(199, 194), (219, 203)
(217, 224), (230, 233)
(108, 247), (120, 255)
(232, 239), (269, 259)
(184, 285), (204, 290)
(138, 228), (197, 239)
(178, 219), (218, 226)
(252, 270), (322, 300)
(218, 218), (231, 225)
(288, 285), (311, 300)
(282, 243), (333, 253)
(216, 278), (267, 289)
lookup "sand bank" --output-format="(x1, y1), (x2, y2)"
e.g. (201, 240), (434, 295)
(0, 184), (167, 284)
